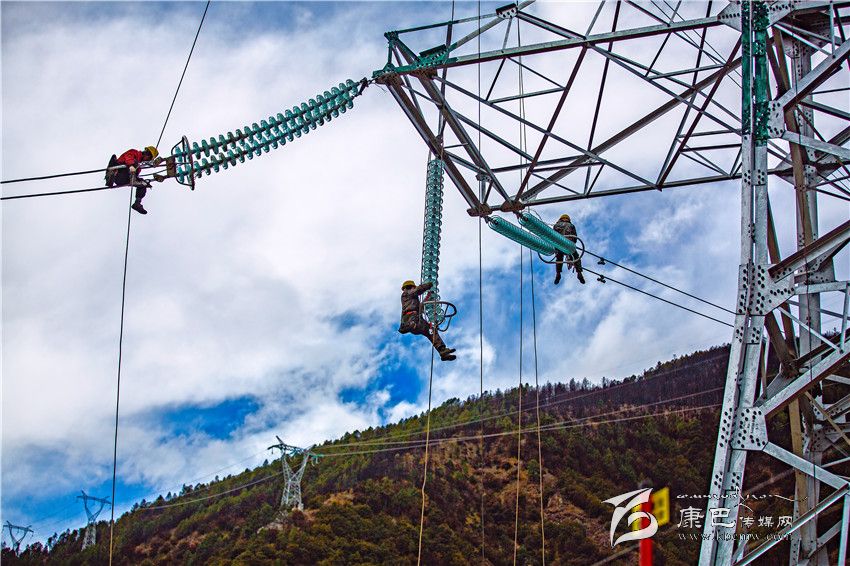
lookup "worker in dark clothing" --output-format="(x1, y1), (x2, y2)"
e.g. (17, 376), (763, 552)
(398, 280), (457, 361)
(105, 146), (160, 214)
(553, 213), (585, 285)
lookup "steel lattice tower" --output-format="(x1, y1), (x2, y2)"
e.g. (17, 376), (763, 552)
(77, 491), (111, 550)
(374, 1), (850, 563)
(268, 437), (315, 513)
(3, 522), (33, 555)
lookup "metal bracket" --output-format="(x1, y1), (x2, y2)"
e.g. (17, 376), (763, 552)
(496, 3), (519, 19)
(732, 407), (768, 450)
(718, 1), (796, 31)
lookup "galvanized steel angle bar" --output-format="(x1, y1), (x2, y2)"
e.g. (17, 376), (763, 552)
(525, 171), (741, 205)
(760, 347), (850, 417)
(658, 38), (742, 185)
(627, 0), (732, 70)
(769, 219), (850, 281)
(515, 47), (588, 201)
(384, 81), (481, 210)
(735, 485), (850, 565)
(772, 37), (850, 113)
(516, 9), (742, 131)
(680, 147), (733, 176)
(436, 76), (658, 196)
(780, 130), (850, 161)
(451, 109), (534, 163)
(412, 76), (514, 204)
(522, 57), (742, 201)
(411, 16), (723, 71)
(761, 442), (848, 489)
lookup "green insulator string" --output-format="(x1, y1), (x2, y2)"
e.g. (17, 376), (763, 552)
(485, 216), (556, 256)
(421, 158), (445, 325)
(173, 79), (365, 181)
(518, 212), (576, 255)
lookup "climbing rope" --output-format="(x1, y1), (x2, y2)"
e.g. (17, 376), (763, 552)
(108, 187), (133, 566)
(513, 18), (536, 565)
(416, 325), (437, 566)
(529, 250), (547, 565)
(476, 2), (487, 560)
(512, 237), (524, 566)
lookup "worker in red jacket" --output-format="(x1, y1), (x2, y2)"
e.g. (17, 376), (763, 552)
(105, 146), (160, 214)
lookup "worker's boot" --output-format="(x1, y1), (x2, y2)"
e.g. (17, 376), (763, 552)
(131, 201), (147, 215)
(438, 347), (457, 361)
(554, 271), (561, 285)
(576, 270), (586, 284)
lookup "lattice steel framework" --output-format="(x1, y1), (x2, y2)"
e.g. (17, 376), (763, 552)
(77, 491), (111, 550)
(268, 437), (316, 513)
(3, 522), (33, 555)
(374, 1), (850, 563)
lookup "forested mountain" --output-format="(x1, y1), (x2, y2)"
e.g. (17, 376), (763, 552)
(6, 344), (831, 565)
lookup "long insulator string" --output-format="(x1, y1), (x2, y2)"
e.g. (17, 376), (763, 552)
(175, 79), (366, 180)
(421, 158), (446, 324)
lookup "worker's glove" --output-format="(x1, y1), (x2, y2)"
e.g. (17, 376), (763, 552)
(153, 157), (164, 166)
(153, 173), (166, 182)
(129, 165), (137, 174)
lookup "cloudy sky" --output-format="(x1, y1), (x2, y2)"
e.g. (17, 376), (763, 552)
(2, 0), (847, 547)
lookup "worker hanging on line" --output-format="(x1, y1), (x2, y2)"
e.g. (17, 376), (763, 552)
(553, 213), (585, 285)
(105, 145), (161, 215)
(398, 280), (457, 361)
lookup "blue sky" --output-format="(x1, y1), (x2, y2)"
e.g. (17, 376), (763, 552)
(2, 0), (847, 550)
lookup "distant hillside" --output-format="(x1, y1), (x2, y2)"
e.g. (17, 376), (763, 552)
(5, 344), (816, 565)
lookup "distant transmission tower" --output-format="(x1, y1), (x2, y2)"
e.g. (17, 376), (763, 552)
(3, 521), (33, 554)
(268, 437), (316, 513)
(77, 491), (111, 550)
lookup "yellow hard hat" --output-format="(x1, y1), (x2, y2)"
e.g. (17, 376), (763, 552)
(402, 280), (416, 289)
(559, 213), (571, 221)
(144, 146), (159, 159)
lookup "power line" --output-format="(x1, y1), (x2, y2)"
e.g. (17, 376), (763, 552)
(1, 184), (123, 201)
(123, 400), (722, 512)
(319, 351), (729, 449)
(1, 166), (126, 185)
(317, 399), (722, 458)
(140, 470), (284, 511)
(155, 0), (211, 148)
(583, 265), (735, 327)
(584, 248), (736, 315)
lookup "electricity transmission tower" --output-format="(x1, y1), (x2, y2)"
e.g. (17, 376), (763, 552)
(77, 491), (111, 550)
(374, 1), (850, 564)
(3, 521), (33, 554)
(268, 437), (316, 513)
